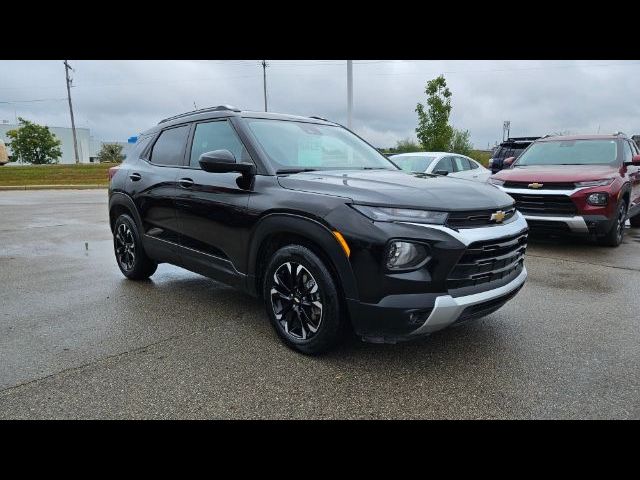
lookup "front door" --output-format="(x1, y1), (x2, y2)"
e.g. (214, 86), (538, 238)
(174, 119), (255, 287)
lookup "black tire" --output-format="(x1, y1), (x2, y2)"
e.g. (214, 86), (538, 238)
(597, 201), (627, 247)
(263, 245), (344, 355)
(113, 213), (158, 280)
(630, 213), (640, 228)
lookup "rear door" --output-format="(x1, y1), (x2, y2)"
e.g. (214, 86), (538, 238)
(173, 118), (255, 287)
(625, 140), (640, 210)
(131, 124), (190, 263)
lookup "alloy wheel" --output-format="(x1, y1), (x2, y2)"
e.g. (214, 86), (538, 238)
(115, 223), (136, 271)
(270, 262), (323, 340)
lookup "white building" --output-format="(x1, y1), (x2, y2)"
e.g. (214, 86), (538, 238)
(0, 121), (132, 164)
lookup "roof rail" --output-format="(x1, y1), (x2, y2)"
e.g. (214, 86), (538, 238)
(612, 131), (628, 137)
(158, 105), (241, 124)
(308, 115), (329, 122)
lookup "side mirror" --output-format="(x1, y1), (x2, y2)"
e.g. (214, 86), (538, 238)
(503, 156), (516, 167)
(625, 154), (640, 166)
(199, 150), (256, 176)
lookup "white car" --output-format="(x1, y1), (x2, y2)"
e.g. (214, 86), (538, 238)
(388, 152), (492, 183)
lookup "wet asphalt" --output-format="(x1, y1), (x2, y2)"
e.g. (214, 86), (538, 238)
(0, 190), (638, 419)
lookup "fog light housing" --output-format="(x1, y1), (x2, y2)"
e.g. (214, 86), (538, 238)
(386, 241), (430, 270)
(587, 192), (608, 206)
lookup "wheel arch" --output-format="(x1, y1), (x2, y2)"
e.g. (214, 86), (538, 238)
(247, 213), (359, 302)
(108, 192), (143, 234)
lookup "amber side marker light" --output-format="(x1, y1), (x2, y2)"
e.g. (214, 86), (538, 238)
(332, 231), (351, 258)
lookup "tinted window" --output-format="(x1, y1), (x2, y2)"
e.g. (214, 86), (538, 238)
(469, 159), (479, 169)
(433, 157), (454, 173)
(150, 125), (190, 166)
(390, 155), (436, 173)
(124, 135), (153, 163)
(189, 120), (250, 168)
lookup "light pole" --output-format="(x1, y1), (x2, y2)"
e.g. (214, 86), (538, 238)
(347, 60), (353, 129)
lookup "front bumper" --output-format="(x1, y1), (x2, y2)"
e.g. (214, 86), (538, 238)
(347, 212), (529, 343)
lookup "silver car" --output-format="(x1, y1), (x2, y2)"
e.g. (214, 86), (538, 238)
(389, 152), (492, 183)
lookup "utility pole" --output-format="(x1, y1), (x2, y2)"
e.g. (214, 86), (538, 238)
(261, 60), (268, 112)
(64, 60), (80, 164)
(347, 60), (353, 129)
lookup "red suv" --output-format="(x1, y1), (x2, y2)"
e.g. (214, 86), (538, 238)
(489, 133), (640, 246)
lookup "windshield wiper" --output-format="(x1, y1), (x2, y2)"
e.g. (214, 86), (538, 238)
(276, 168), (319, 174)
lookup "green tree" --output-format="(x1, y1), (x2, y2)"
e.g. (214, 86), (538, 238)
(394, 137), (422, 153)
(415, 75), (454, 151)
(5, 118), (62, 164)
(97, 143), (125, 163)
(450, 129), (473, 156)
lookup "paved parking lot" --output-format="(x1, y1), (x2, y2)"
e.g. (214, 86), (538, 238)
(0, 190), (639, 419)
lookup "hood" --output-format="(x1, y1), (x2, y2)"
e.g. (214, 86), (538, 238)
(493, 164), (620, 183)
(277, 169), (514, 211)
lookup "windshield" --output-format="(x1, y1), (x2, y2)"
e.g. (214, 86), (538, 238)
(516, 140), (619, 166)
(390, 155), (436, 173)
(245, 119), (397, 172)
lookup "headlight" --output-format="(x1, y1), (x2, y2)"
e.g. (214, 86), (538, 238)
(586, 192), (608, 206)
(576, 178), (614, 187)
(351, 205), (448, 224)
(488, 177), (505, 186)
(386, 241), (431, 270)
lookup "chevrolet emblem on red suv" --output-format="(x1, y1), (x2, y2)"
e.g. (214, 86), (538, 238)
(528, 182), (544, 189)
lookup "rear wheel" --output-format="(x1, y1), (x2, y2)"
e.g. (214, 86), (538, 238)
(113, 214), (158, 279)
(597, 201), (627, 247)
(263, 245), (344, 355)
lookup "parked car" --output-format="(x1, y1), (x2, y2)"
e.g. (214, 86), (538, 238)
(389, 152), (492, 183)
(489, 133), (640, 246)
(109, 106), (529, 354)
(489, 137), (540, 174)
(0, 139), (8, 165)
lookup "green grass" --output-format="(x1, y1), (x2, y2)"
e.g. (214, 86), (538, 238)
(0, 163), (117, 186)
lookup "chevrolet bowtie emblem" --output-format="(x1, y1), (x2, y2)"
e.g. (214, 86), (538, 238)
(528, 182), (544, 189)
(490, 210), (506, 223)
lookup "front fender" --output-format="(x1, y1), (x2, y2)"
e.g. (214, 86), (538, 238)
(246, 213), (359, 301)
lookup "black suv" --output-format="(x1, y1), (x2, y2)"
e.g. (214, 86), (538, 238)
(109, 106), (529, 354)
(489, 137), (540, 174)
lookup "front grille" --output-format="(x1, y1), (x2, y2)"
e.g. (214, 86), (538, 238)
(509, 193), (577, 215)
(447, 231), (527, 289)
(447, 207), (516, 229)
(503, 181), (575, 190)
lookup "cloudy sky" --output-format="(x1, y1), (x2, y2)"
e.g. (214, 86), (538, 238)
(1, 60), (639, 148)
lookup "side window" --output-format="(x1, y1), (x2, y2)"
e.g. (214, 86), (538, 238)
(453, 156), (471, 171)
(189, 120), (250, 168)
(433, 157), (454, 174)
(150, 125), (190, 166)
(124, 135), (152, 163)
(623, 141), (634, 163)
(468, 158), (479, 169)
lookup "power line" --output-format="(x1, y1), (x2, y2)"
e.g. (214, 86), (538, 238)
(0, 98), (67, 104)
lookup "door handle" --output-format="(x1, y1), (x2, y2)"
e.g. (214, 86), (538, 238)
(129, 172), (142, 181)
(178, 178), (194, 188)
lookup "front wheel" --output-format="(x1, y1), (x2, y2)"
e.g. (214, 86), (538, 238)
(263, 245), (344, 355)
(597, 201), (627, 247)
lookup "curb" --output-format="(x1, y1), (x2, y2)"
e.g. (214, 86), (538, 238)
(0, 184), (108, 191)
